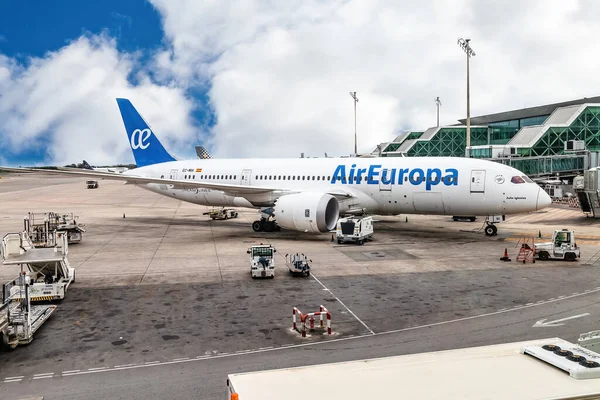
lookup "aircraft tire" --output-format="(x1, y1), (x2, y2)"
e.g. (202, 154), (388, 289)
(252, 221), (263, 232)
(484, 225), (497, 236)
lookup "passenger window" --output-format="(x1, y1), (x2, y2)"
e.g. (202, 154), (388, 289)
(193, 175), (195, 179)
(302, 176), (306, 180)
(511, 176), (525, 184)
(312, 176), (315, 180)
(292, 176), (296, 180)
(278, 176), (281, 180)
(234, 175), (237, 180)
(521, 175), (533, 183)
(269, 175), (272, 180)
(327, 176), (330, 181)
(317, 176), (320, 181)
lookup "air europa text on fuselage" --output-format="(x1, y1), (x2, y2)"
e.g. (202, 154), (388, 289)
(331, 164), (459, 191)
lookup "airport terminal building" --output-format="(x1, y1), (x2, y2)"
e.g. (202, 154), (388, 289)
(373, 96), (600, 178)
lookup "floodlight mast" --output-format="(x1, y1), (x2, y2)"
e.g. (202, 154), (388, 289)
(435, 96), (442, 127)
(349, 91), (359, 155)
(457, 38), (476, 157)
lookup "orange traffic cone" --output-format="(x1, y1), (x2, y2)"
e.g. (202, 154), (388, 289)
(500, 248), (511, 262)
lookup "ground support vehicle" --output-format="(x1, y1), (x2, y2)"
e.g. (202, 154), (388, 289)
(0, 273), (57, 349)
(285, 253), (311, 277)
(336, 216), (373, 245)
(1, 231), (75, 301)
(227, 337), (600, 399)
(452, 216), (477, 222)
(203, 208), (238, 220)
(86, 180), (99, 189)
(24, 212), (86, 246)
(247, 244), (276, 278)
(535, 229), (580, 261)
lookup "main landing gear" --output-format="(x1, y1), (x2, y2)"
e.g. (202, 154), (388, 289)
(252, 218), (281, 232)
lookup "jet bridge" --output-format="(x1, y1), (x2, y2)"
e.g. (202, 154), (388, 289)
(1, 231), (75, 301)
(573, 169), (600, 218)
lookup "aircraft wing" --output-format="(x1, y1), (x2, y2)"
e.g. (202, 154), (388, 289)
(0, 167), (355, 198)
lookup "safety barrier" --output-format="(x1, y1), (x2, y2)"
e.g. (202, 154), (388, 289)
(292, 305), (332, 337)
(552, 197), (581, 209)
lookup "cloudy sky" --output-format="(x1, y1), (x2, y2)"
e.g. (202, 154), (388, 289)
(1, 0), (599, 166)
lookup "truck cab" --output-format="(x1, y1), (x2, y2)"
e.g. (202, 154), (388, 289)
(247, 244), (276, 278)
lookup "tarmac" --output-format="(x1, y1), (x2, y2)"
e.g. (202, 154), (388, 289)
(1, 173), (600, 399)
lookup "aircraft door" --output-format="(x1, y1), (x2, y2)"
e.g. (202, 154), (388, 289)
(169, 169), (178, 180)
(470, 170), (486, 193)
(241, 169), (252, 185)
(379, 169), (392, 191)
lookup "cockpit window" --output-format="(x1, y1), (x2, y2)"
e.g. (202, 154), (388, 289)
(511, 176), (525, 184)
(521, 175), (533, 183)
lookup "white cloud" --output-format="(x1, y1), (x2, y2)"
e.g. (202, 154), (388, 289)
(0, 34), (196, 166)
(150, 0), (600, 157)
(3, 0), (600, 165)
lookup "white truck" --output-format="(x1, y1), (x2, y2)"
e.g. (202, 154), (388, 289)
(285, 253), (311, 277)
(247, 244), (276, 279)
(535, 229), (580, 261)
(336, 216), (373, 245)
(226, 337), (600, 400)
(1, 231), (75, 301)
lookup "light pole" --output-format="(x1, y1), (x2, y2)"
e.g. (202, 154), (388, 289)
(457, 38), (476, 157)
(349, 91), (359, 155)
(434, 97), (442, 127)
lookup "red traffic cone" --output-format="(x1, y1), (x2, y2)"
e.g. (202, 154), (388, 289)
(500, 248), (511, 262)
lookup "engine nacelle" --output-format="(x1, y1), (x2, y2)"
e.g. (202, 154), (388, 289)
(273, 193), (339, 233)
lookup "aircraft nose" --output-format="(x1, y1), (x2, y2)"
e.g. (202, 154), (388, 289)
(536, 187), (552, 210)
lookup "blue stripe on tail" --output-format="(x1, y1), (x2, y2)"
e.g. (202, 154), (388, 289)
(116, 98), (176, 167)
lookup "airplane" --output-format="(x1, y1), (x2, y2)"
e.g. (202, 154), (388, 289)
(1, 98), (552, 237)
(81, 160), (129, 174)
(195, 146), (213, 160)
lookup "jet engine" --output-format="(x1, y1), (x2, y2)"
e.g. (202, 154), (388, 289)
(273, 193), (339, 233)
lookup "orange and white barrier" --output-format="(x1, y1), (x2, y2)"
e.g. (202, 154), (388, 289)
(292, 305), (332, 337)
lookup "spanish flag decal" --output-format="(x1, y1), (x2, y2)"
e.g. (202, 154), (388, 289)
(196, 168), (202, 172)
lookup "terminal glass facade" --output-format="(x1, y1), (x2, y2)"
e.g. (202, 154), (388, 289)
(379, 104), (600, 176)
(406, 127), (488, 157)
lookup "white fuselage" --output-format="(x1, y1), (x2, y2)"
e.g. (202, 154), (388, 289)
(124, 157), (549, 216)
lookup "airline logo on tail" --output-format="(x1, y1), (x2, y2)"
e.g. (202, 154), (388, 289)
(116, 98), (176, 167)
(130, 129), (152, 150)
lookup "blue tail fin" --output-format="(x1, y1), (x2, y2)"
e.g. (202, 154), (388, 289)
(116, 98), (176, 167)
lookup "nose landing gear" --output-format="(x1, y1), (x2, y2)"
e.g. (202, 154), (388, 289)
(484, 223), (498, 236)
(484, 215), (505, 237)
